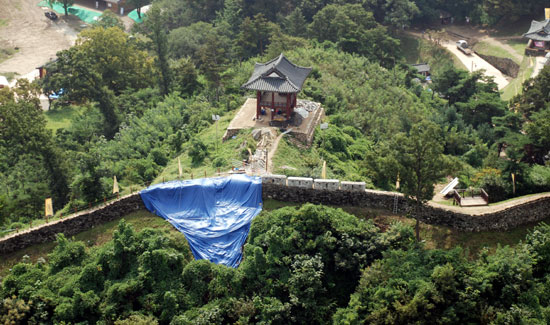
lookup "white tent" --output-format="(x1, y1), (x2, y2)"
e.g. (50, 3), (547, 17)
(0, 76), (9, 88)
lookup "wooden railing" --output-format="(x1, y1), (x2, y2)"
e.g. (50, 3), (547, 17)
(453, 188), (489, 206)
(259, 101), (287, 108)
(480, 189), (489, 203)
(452, 190), (462, 206)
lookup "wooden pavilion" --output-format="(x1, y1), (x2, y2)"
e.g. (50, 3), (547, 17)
(241, 53), (312, 121)
(523, 19), (550, 55)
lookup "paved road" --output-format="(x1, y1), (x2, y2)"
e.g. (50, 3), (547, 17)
(442, 41), (510, 89)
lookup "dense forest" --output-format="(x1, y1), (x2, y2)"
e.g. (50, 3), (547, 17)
(3, 206), (550, 323)
(2, 0), (550, 322)
(2, 0), (550, 227)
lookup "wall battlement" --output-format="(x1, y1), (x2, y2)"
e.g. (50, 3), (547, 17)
(1, 175), (549, 256)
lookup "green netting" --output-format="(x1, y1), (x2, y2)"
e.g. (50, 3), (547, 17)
(38, 1), (102, 24)
(128, 9), (145, 23)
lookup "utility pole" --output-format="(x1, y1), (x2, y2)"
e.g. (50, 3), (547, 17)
(212, 114), (220, 154)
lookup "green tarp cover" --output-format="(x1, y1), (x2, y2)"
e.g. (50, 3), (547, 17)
(38, 1), (102, 24)
(128, 9), (145, 23)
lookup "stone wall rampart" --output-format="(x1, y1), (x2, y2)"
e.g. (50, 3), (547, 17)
(2, 175), (549, 256)
(0, 194), (144, 255)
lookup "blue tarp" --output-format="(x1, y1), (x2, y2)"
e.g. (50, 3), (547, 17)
(139, 175), (263, 268)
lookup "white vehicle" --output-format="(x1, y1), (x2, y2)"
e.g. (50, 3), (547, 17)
(456, 40), (473, 55)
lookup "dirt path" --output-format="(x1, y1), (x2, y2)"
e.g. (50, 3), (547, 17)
(0, 0), (78, 77)
(442, 40), (509, 89)
(267, 131), (288, 173)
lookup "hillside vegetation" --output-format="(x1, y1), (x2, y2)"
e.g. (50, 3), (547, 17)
(2, 0), (550, 323)
(3, 205), (550, 323)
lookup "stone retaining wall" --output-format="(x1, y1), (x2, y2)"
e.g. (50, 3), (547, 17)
(0, 194), (145, 255)
(262, 175), (550, 232)
(476, 52), (520, 78)
(2, 176), (550, 256)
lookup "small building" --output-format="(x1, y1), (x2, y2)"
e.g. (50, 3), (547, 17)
(411, 63), (430, 77)
(241, 53), (312, 121)
(523, 19), (550, 55)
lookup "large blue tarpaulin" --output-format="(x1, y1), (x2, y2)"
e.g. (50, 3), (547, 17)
(139, 175), (262, 268)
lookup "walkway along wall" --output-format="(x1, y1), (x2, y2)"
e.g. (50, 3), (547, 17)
(262, 176), (550, 232)
(1, 176), (550, 255)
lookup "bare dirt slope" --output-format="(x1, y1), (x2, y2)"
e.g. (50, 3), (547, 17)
(0, 0), (77, 77)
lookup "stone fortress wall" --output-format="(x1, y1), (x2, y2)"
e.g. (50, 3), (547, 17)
(2, 175), (550, 255)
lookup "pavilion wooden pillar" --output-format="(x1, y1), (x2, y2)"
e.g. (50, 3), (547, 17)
(256, 91), (261, 118)
(271, 92), (275, 111)
(286, 93), (291, 119)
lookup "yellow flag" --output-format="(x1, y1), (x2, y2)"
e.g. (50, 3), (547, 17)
(113, 176), (119, 194)
(45, 198), (53, 217)
(178, 157), (183, 179)
(396, 173), (400, 190)
(321, 160), (326, 179)
(546, 8), (550, 19)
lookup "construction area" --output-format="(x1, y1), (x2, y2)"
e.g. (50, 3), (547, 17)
(224, 98), (324, 175)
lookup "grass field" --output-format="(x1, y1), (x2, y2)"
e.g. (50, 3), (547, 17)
(506, 39), (528, 56)
(474, 40), (522, 64)
(44, 105), (82, 132)
(501, 56), (534, 100)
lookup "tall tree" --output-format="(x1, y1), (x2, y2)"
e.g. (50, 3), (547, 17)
(0, 91), (69, 219)
(284, 8), (307, 38)
(56, 0), (74, 16)
(235, 13), (272, 59)
(143, 5), (172, 95)
(394, 120), (445, 241)
(308, 4), (400, 67)
(215, 0), (244, 37)
(199, 33), (228, 102)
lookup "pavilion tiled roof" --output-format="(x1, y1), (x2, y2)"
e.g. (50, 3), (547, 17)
(523, 19), (550, 41)
(241, 53), (312, 93)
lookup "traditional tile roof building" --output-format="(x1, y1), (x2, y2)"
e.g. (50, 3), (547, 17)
(524, 19), (550, 55)
(411, 63), (430, 77)
(242, 53), (312, 120)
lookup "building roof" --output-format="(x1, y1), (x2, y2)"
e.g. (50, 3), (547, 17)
(241, 53), (312, 93)
(524, 19), (550, 41)
(411, 63), (430, 73)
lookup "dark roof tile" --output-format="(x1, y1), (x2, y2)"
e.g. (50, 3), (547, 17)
(242, 53), (312, 93)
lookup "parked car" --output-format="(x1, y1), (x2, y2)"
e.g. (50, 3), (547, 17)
(45, 11), (58, 20)
(456, 40), (472, 55)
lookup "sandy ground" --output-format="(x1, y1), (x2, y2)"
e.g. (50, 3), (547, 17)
(0, 0), (78, 80)
(442, 40), (510, 89)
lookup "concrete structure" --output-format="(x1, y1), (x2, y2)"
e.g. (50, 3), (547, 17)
(314, 179), (340, 191)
